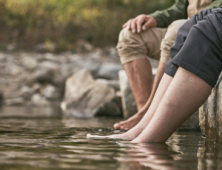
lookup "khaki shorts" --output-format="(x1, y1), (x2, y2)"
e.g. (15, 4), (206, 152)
(117, 19), (187, 64)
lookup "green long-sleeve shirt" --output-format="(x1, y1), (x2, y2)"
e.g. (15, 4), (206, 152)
(150, 0), (222, 28)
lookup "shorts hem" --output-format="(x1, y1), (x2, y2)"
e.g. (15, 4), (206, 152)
(120, 55), (148, 64)
(172, 58), (216, 87)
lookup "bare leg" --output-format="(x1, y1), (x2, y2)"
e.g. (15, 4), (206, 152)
(132, 67), (212, 143)
(114, 58), (153, 130)
(124, 58), (152, 110)
(88, 73), (172, 140)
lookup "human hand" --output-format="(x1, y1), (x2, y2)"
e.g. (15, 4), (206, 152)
(123, 14), (157, 33)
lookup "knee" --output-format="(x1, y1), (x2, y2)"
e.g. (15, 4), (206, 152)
(160, 20), (187, 63)
(161, 20), (187, 51)
(117, 28), (147, 64)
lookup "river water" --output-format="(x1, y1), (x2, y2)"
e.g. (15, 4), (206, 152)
(0, 106), (221, 170)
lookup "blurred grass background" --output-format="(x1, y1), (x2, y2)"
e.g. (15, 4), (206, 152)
(0, 0), (174, 52)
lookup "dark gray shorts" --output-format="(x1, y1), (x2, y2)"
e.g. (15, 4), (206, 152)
(165, 7), (222, 87)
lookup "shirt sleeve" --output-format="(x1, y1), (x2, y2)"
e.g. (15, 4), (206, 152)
(203, 0), (222, 10)
(150, 0), (188, 28)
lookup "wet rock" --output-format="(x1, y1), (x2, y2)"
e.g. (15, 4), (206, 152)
(96, 63), (123, 80)
(199, 73), (222, 143)
(61, 69), (121, 118)
(31, 94), (50, 106)
(42, 84), (58, 100)
(5, 97), (25, 106)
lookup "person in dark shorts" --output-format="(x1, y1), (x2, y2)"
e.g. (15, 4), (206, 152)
(87, 7), (222, 142)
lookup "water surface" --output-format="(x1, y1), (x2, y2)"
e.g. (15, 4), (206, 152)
(0, 106), (221, 170)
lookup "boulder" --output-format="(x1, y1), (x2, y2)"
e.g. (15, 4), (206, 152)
(199, 73), (222, 143)
(96, 79), (120, 91)
(61, 69), (121, 118)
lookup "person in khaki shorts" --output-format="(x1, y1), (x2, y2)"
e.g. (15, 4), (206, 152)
(114, 0), (222, 130)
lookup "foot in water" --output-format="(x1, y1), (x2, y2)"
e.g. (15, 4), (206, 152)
(87, 126), (144, 140)
(113, 113), (144, 131)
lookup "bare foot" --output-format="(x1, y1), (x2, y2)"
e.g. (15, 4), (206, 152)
(113, 113), (144, 131)
(87, 126), (144, 141)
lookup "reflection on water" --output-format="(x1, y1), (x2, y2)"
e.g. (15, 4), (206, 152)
(0, 106), (221, 170)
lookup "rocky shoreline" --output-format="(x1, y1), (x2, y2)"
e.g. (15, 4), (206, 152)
(0, 46), (158, 118)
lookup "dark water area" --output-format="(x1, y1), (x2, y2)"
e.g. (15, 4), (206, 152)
(0, 106), (222, 170)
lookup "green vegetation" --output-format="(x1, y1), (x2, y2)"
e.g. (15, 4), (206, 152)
(0, 0), (174, 52)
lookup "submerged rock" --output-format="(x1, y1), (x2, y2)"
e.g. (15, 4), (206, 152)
(61, 69), (121, 118)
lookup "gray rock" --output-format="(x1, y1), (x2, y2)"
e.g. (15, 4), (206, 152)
(0, 53), (7, 62)
(34, 69), (54, 83)
(44, 53), (61, 63)
(74, 58), (101, 77)
(118, 70), (137, 118)
(9, 65), (25, 76)
(20, 86), (33, 100)
(32, 83), (42, 93)
(31, 94), (50, 106)
(199, 73), (222, 143)
(22, 56), (38, 70)
(40, 61), (60, 72)
(97, 79), (120, 91)
(178, 110), (199, 130)
(97, 63), (123, 80)
(5, 97), (25, 106)
(61, 69), (121, 118)
(42, 84), (58, 100)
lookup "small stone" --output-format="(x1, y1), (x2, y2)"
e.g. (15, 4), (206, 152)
(34, 69), (53, 83)
(22, 56), (38, 70)
(31, 94), (50, 106)
(32, 83), (42, 93)
(42, 84), (58, 100)
(20, 86), (33, 100)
